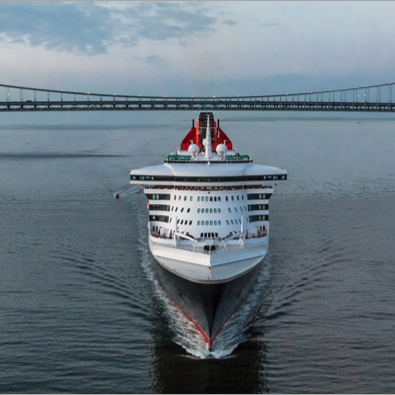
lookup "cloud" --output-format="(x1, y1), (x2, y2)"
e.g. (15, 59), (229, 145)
(223, 19), (237, 26)
(0, 2), (217, 55)
(0, 2), (112, 55)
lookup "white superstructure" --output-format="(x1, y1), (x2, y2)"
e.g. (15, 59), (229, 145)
(130, 113), (287, 284)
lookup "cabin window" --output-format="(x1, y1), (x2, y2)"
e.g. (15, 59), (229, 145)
(240, 207), (243, 212)
(210, 220), (213, 226)
(242, 195), (244, 200)
(228, 208), (231, 213)
(174, 196), (176, 200)
(205, 197), (208, 202)
(239, 219), (241, 224)
(234, 207), (238, 212)
(218, 208), (221, 213)
(181, 220), (184, 225)
(218, 197), (221, 201)
(210, 197), (213, 202)
(171, 206), (174, 211)
(214, 197), (217, 202)
(206, 208), (209, 213)
(225, 197), (228, 201)
(210, 208), (213, 213)
(201, 233), (203, 237)
(189, 220), (192, 225)
(214, 208), (217, 213)
(178, 196), (181, 200)
(231, 220), (234, 225)
(231, 196), (234, 201)
(197, 197), (200, 202)
(226, 220), (229, 225)
(190, 196), (193, 201)
(206, 220), (209, 225)
(237, 195), (239, 200)
(197, 220), (200, 225)
(184, 196), (187, 201)
(175, 207), (178, 212)
(214, 220), (217, 225)
(177, 219), (180, 224)
(169, 218), (172, 222)
(181, 208), (184, 212)
(218, 220), (222, 225)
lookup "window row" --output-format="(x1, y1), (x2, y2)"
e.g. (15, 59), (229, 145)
(197, 196), (221, 202)
(197, 220), (222, 226)
(248, 204), (268, 211)
(174, 195), (193, 201)
(198, 208), (222, 214)
(132, 174), (287, 182)
(146, 194), (171, 200)
(249, 215), (269, 222)
(177, 219), (193, 225)
(247, 193), (272, 200)
(150, 204), (170, 211)
(171, 207), (190, 213)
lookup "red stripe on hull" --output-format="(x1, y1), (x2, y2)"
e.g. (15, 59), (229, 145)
(172, 298), (213, 350)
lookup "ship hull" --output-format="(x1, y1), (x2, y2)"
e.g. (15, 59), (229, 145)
(155, 258), (261, 350)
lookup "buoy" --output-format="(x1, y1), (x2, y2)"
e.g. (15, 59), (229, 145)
(147, 202), (149, 209)
(115, 193), (120, 199)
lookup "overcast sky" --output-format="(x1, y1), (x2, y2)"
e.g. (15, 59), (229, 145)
(1, 1), (395, 97)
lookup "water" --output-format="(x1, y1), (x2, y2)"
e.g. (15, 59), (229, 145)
(1, 112), (395, 393)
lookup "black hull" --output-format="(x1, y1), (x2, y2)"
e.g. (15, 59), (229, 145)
(156, 262), (260, 350)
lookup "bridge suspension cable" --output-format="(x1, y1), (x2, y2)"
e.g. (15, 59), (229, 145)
(0, 82), (394, 112)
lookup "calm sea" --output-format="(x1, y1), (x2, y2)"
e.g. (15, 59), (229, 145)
(1, 111), (394, 393)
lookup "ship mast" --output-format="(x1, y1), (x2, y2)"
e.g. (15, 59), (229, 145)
(205, 115), (212, 159)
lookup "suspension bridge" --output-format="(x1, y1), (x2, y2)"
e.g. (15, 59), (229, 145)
(0, 82), (394, 112)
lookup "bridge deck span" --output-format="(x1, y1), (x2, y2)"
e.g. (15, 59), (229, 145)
(1, 99), (395, 112)
(1, 82), (394, 112)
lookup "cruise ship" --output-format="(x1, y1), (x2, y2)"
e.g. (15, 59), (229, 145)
(130, 113), (287, 350)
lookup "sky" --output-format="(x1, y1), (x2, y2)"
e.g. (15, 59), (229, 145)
(1, 1), (395, 97)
